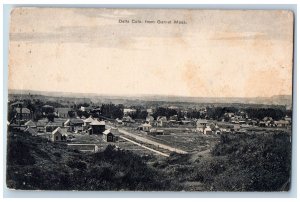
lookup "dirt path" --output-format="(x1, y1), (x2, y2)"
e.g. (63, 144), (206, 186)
(119, 136), (170, 157)
(118, 128), (188, 154)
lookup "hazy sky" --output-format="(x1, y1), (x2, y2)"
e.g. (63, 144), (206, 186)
(8, 8), (293, 97)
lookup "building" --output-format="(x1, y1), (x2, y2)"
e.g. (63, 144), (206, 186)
(146, 115), (154, 124)
(149, 129), (164, 135)
(156, 116), (168, 127)
(64, 118), (84, 132)
(83, 116), (94, 128)
(196, 119), (208, 132)
(24, 120), (36, 128)
(123, 108), (137, 115)
(36, 119), (49, 132)
(56, 108), (72, 118)
(204, 126), (213, 135)
(42, 105), (54, 115)
(147, 108), (153, 114)
(25, 127), (38, 136)
(275, 120), (290, 128)
(103, 129), (118, 142)
(122, 115), (135, 126)
(169, 115), (178, 121)
(138, 123), (152, 132)
(45, 120), (65, 132)
(115, 118), (123, 125)
(80, 106), (93, 112)
(89, 119), (106, 134)
(284, 116), (292, 123)
(51, 127), (68, 142)
(15, 107), (31, 121)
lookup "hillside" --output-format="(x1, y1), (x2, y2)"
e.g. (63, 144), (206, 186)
(6, 130), (291, 191)
(8, 89), (292, 107)
(6, 131), (179, 191)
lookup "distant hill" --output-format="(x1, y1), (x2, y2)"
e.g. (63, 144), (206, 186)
(8, 89), (292, 107)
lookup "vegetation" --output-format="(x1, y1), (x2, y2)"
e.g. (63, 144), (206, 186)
(7, 130), (291, 191)
(6, 131), (178, 190)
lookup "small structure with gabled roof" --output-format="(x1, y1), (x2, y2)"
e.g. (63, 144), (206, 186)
(83, 116), (94, 127)
(138, 123), (152, 132)
(25, 127), (38, 136)
(64, 118), (84, 132)
(51, 127), (68, 142)
(89, 119), (106, 135)
(24, 120), (36, 128)
(102, 129), (118, 142)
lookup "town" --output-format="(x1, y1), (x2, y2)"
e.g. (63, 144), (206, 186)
(7, 93), (292, 158)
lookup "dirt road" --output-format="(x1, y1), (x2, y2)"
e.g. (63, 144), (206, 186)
(118, 128), (188, 154)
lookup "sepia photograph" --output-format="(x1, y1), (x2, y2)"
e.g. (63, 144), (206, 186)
(6, 7), (294, 192)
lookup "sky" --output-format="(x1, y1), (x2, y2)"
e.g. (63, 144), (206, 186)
(8, 8), (294, 98)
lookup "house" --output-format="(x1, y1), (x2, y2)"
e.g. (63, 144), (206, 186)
(24, 120), (36, 128)
(204, 126), (213, 135)
(196, 119), (208, 132)
(284, 116), (292, 123)
(25, 127), (38, 136)
(83, 116), (94, 128)
(123, 108), (136, 115)
(263, 117), (273, 122)
(56, 108), (72, 118)
(169, 115), (178, 121)
(138, 123), (152, 132)
(36, 119), (49, 132)
(116, 118), (123, 125)
(64, 118), (84, 132)
(80, 106), (93, 112)
(275, 120), (290, 128)
(89, 119), (106, 134)
(233, 124), (240, 131)
(157, 116), (168, 127)
(146, 115), (154, 124)
(224, 112), (235, 118)
(42, 105), (54, 115)
(45, 120), (65, 132)
(103, 129), (118, 142)
(122, 115), (135, 126)
(215, 130), (221, 135)
(258, 121), (267, 127)
(147, 108), (153, 114)
(51, 127), (68, 142)
(15, 107), (32, 121)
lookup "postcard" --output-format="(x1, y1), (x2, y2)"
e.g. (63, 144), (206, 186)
(6, 8), (293, 191)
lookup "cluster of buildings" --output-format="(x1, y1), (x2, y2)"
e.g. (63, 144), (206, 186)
(223, 112), (292, 128)
(9, 102), (292, 142)
(9, 104), (119, 143)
